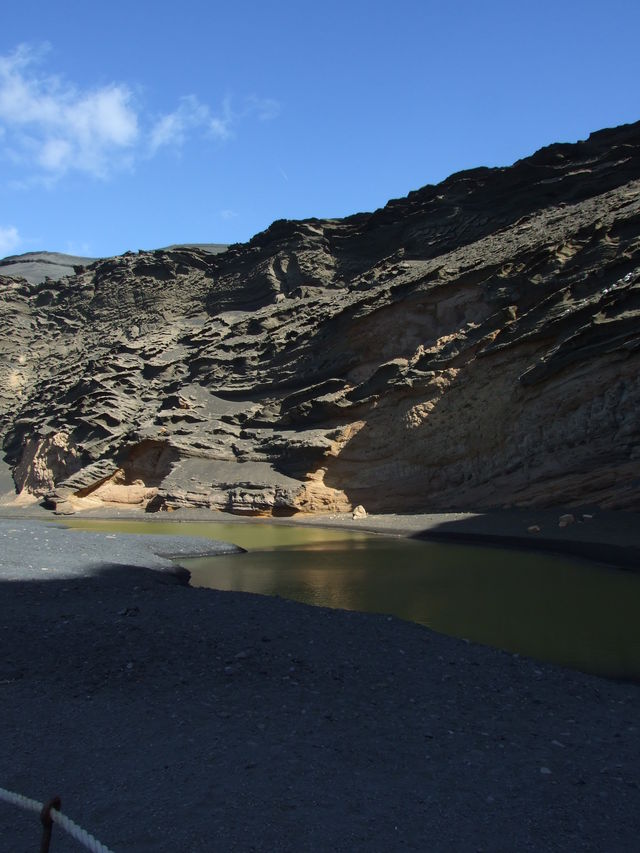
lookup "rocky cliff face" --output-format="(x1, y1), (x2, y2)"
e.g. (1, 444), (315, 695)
(2, 122), (640, 514)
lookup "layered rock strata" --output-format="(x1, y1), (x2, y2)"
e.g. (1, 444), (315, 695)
(1, 122), (640, 514)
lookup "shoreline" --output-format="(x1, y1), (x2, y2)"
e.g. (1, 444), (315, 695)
(2, 501), (639, 571)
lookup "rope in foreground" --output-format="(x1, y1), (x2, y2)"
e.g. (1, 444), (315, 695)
(0, 785), (115, 852)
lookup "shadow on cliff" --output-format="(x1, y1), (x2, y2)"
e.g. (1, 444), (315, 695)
(321, 315), (640, 514)
(321, 344), (528, 513)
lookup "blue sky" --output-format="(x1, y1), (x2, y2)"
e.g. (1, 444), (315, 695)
(1, 0), (638, 259)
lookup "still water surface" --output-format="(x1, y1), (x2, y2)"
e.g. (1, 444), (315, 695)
(63, 518), (640, 679)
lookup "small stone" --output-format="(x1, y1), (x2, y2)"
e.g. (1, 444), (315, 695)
(527, 525), (541, 533)
(558, 513), (575, 527)
(352, 504), (367, 519)
(540, 767), (552, 775)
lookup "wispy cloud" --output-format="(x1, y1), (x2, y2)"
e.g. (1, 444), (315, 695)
(150, 93), (279, 154)
(0, 224), (21, 256)
(65, 240), (93, 257)
(0, 44), (281, 183)
(0, 44), (138, 180)
(150, 95), (234, 153)
(150, 95), (211, 152)
(209, 97), (234, 141)
(219, 208), (238, 220)
(245, 95), (280, 122)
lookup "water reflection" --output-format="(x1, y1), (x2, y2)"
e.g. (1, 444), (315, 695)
(62, 518), (640, 679)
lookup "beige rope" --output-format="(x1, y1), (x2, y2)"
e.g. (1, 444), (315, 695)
(0, 785), (115, 853)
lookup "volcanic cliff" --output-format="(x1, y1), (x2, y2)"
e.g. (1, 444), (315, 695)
(1, 122), (640, 515)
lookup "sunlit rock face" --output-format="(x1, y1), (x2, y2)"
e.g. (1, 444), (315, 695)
(2, 122), (640, 514)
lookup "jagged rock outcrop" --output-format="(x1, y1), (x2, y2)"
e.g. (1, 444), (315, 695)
(1, 122), (640, 514)
(0, 244), (227, 286)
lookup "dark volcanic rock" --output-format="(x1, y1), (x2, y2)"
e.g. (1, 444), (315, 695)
(2, 123), (640, 514)
(0, 244), (228, 286)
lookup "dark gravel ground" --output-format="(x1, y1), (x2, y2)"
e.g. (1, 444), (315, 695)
(1, 520), (639, 852)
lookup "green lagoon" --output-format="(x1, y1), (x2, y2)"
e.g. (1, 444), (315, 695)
(63, 518), (640, 679)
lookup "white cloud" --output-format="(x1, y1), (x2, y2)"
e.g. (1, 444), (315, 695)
(0, 44), (281, 182)
(150, 94), (280, 153)
(0, 224), (21, 256)
(149, 94), (210, 152)
(65, 240), (92, 256)
(220, 208), (238, 220)
(39, 138), (72, 171)
(0, 45), (138, 180)
(208, 97), (234, 141)
(151, 95), (243, 152)
(245, 96), (281, 122)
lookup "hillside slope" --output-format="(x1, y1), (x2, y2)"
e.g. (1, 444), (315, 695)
(1, 122), (639, 514)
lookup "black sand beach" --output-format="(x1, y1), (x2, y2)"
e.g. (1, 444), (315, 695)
(1, 509), (639, 851)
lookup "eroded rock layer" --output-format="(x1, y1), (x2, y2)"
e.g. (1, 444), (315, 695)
(2, 122), (640, 514)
